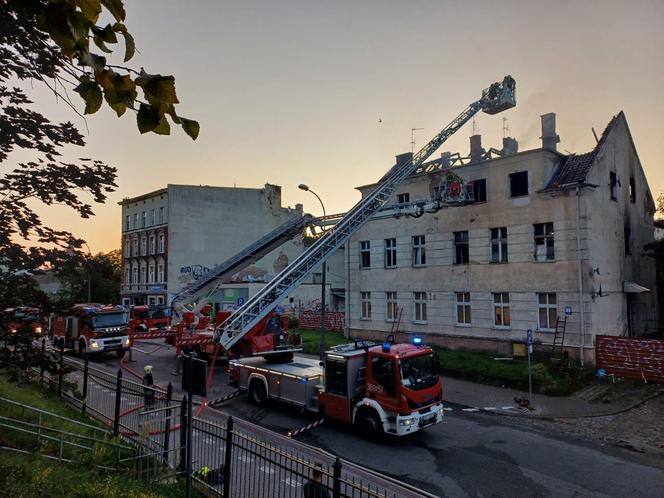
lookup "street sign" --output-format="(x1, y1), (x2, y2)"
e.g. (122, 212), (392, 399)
(565, 306), (572, 316)
(236, 297), (245, 306)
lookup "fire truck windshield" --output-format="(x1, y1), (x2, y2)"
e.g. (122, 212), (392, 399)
(91, 313), (127, 329)
(400, 353), (439, 390)
(14, 311), (39, 322)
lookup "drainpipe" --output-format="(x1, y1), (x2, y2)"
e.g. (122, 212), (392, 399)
(344, 243), (351, 339)
(575, 186), (585, 366)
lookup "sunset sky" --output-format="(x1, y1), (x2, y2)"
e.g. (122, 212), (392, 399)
(18, 0), (664, 253)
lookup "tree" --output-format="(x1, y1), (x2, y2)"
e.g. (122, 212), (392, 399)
(0, 1), (197, 311)
(56, 249), (121, 304)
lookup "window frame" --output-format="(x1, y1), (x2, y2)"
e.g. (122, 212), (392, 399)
(473, 178), (487, 203)
(142, 211), (147, 228)
(385, 291), (397, 322)
(412, 235), (426, 267)
(533, 223), (554, 261)
(490, 227), (508, 263)
(159, 206), (165, 224)
(493, 292), (511, 328)
(360, 241), (371, 269)
(509, 171), (529, 198)
(455, 292), (471, 325)
(384, 238), (397, 269)
(158, 233), (165, 254)
(360, 291), (372, 320)
(454, 230), (469, 265)
(413, 291), (428, 324)
(397, 192), (410, 204)
(537, 293), (557, 331)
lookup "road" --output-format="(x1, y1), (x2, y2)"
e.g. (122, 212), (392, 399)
(90, 343), (663, 498)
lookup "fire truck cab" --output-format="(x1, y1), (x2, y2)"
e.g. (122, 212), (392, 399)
(50, 304), (130, 356)
(3, 307), (42, 335)
(128, 304), (171, 333)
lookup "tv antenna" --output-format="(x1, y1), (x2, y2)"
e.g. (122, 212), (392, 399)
(411, 127), (424, 153)
(472, 116), (478, 135)
(502, 117), (511, 138)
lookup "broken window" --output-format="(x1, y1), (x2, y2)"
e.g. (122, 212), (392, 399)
(397, 193), (410, 204)
(386, 291), (397, 322)
(491, 227), (508, 263)
(493, 293), (511, 327)
(361, 291), (372, 319)
(454, 231), (469, 264)
(456, 292), (471, 325)
(413, 292), (427, 323)
(629, 176), (636, 203)
(412, 235), (426, 267)
(509, 171), (529, 197)
(534, 223), (554, 261)
(473, 178), (487, 202)
(360, 241), (371, 269)
(384, 238), (397, 268)
(538, 293), (557, 330)
(610, 171), (617, 201)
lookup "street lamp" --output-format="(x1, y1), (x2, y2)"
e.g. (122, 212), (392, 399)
(298, 183), (327, 360)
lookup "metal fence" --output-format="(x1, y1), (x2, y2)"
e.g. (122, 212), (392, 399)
(10, 341), (434, 498)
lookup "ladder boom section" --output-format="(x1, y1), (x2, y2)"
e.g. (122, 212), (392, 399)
(216, 76), (516, 351)
(171, 214), (316, 318)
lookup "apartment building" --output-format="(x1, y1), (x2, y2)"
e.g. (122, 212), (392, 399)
(347, 112), (656, 364)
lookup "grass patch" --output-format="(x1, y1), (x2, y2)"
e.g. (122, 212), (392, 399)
(0, 452), (185, 498)
(294, 328), (352, 355)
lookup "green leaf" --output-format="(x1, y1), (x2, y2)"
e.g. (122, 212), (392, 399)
(76, 0), (102, 23)
(153, 116), (171, 136)
(136, 70), (179, 104)
(136, 103), (161, 134)
(107, 100), (126, 117)
(101, 0), (126, 22)
(74, 79), (103, 114)
(96, 69), (136, 115)
(180, 118), (200, 140)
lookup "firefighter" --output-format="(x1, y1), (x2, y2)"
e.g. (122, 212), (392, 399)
(143, 365), (155, 409)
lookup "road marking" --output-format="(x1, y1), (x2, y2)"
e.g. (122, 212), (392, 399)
(483, 407), (497, 411)
(259, 465), (275, 474)
(442, 407), (454, 412)
(283, 478), (301, 487)
(462, 408), (480, 412)
(501, 406), (516, 410)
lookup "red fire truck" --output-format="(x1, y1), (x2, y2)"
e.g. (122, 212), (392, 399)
(128, 305), (171, 334)
(3, 307), (42, 335)
(229, 337), (443, 438)
(49, 304), (130, 357)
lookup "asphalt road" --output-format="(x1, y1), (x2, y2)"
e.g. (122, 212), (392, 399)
(91, 343), (664, 498)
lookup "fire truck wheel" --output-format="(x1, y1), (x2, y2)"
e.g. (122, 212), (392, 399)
(357, 410), (383, 440)
(248, 380), (267, 406)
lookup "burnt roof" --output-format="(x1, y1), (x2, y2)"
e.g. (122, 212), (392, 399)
(543, 113), (620, 191)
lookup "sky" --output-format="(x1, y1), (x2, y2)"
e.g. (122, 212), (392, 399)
(16, 0), (664, 253)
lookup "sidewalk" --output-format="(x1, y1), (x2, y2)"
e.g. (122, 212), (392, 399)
(442, 375), (664, 418)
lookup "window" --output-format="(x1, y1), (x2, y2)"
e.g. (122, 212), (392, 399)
(149, 265), (155, 284)
(142, 211), (147, 228)
(624, 223), (632, 255)
(384, 238), (397, 268)
(133, 213), (139, 230)
(124, 267), (130, 285)
(491, 227), (508, 263)
(412, 235), (426, 267)
(150, 209), (155, 226)
(360, 241), (371, 269)
(140, 266), (146, 284)
(386, 291), (397, 322)
(326, 359), (348, 396)
(454, 231), (469, 264)
(361, 291), (372, 319)
(132, 238), (138, 257)
(158, 264), (164, 283)
(159, 206), (165, 224)
(150, 235), (156, 255)
(493, 293), (511, 327)
(141, 237), (147, 256)
(397, 193), (410, 204)
(538, 293), (557, 330)
(413, 292), (427, 323)
(158, 233), (165, 254)
(610, 171), (617, 201)
(157, 296), (164, 305)
(509, 171), (529, 197)
(534, 223), (554, 261)
(629, 176), (636, 203)
(132, 267), (138, 284)
(456, 292), (471, 325)
(473, 178), (487, 202)
(125, 215), (130, 231)
(124, 239), (130, 258)
(372, 356), (396, 397)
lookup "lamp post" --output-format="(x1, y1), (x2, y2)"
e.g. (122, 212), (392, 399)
(298, 184), (327, 360)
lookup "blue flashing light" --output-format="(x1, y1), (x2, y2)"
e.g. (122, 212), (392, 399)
(382, 342), (391, 353)
(301, 376), (309, 384)
(412, 335), (423, 346)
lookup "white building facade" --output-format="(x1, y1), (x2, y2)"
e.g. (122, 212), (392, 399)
(346, 112), (656, 364)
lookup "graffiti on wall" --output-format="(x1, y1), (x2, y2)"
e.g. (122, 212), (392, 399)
(180, 265), (211, 280)
(596, 335), (664, 383)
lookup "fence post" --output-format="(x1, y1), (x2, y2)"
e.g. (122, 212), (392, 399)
(82, 354), (89, 414)
(222, 416), (234, 498)
(179, 395), (187, 473)
(333, 457), (342, 498)
(113, 368), (123, 436)
(40, 338), (45, 382)
(57, 342), (64, 397)
(163, 382), (173, 463)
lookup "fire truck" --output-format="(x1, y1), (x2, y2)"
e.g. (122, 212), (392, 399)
(49, 304), (130, 356)
(3, 307), (42, 335)
(229, 337), (443, 438)
(128, 305), (171, 334)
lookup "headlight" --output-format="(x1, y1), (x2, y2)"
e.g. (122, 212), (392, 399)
(35, 326), (42, 334)
(399, 418), (415, 426)
(89, 340), (100, 349)
(123, 337), (131, 347)
(10, 328), (17, 334)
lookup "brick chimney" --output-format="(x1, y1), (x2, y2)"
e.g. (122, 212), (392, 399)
(540, 113), (560, 151)
(470, 135), (484, 163)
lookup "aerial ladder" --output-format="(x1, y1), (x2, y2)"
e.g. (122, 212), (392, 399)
(214, 76), (516, 355)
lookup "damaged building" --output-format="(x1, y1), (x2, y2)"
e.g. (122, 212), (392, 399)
(346, 112), (657, 364)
